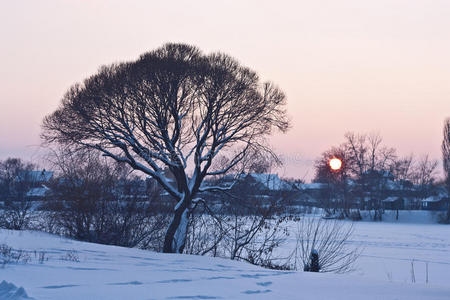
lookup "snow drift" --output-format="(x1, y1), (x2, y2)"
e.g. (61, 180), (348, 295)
(1, 229), (449, 299)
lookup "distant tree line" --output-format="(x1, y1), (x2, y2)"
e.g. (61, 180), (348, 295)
(313, 131), (445, 221)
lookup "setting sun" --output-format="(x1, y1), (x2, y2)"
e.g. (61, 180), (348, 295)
(329, 157), (342, 171)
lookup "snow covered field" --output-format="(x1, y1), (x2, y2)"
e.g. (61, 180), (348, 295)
(279, 211), (450, 286)
(1, 214), (450, 300)
(351, 220), (450, 286)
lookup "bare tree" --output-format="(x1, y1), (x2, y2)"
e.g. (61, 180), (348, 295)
(442, 118), (450, 221)
(444, 119), (450, 183)
(313, 146), (351, 217)
(42, 43), (289, 253)
(411, 155), (438, 197)
(314, 133), (397, 220)
(344, 132), (397, 177)
(391, 155), (414, 182)
(344, 132), (368, 177)
(293, 217), (361, 273)
(222, 195), (289, 266)
(343, 132), (397, 220)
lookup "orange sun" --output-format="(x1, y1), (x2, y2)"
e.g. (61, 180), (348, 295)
(329, 158), (342, 171)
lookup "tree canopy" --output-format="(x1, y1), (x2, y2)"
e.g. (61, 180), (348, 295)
(42, 43), (289, 253)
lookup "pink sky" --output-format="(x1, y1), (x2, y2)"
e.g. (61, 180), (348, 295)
(0, 0), (449, 180)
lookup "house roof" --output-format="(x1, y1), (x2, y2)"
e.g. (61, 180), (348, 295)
(422, 196), (444, 203)
(246, 173), (291, 191)
(299, 183), (328, 190)
(19, 170), (54, 183)
(26, 185), (50, 197)
(382, 196), (401, 202)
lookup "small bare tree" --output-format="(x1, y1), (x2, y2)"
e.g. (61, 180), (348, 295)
(183, 155), (294, 269)
(391, 155), (414, 182)
(411, 155), (438, 197)
(42, 43), (289, 253)
(184, 172), (293, 269)
(344, 132), (397, 177)
(293, 217), (361, 273)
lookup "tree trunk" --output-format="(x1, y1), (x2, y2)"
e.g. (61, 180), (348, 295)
(163, 199), (190, 253)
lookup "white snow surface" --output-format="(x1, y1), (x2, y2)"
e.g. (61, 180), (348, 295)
(1, 224), (450, 300)
(278, 213), (450, 289)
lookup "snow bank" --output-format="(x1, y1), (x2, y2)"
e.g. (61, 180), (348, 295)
(0, 281), (33, 300)
(1, 229), (450, 299)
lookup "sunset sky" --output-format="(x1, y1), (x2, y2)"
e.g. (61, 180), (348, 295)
(1, 0), (449, 181)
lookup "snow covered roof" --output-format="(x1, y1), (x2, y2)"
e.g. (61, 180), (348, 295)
(382, 197), (400, 202)
(246, 173), (291, 191)
(203, 173), (297, 191)
(299, 182), (328, 190)
(422, 196), (444, 203)
(363, 196), (372, 202)
(19, 170), (53, 183)
(26, 185), (50, 197)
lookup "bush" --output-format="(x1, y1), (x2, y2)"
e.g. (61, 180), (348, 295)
(0, 201), (34, 230)
(0, 244), (31, 268)
(44, 150), (170, 250)
(293, 217), (361, 273)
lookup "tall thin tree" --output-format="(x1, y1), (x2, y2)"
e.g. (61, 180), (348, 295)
(442, 118), (450, 221)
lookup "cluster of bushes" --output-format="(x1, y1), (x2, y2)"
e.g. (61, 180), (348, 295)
(0, 153), (170, 251)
